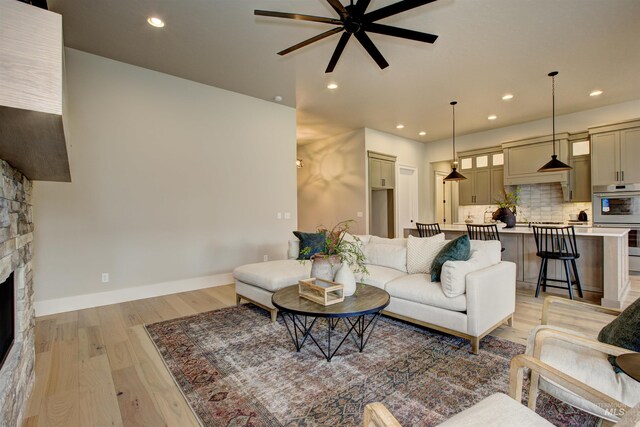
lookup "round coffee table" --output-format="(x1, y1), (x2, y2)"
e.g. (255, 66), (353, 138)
(272, 284), (390, 361)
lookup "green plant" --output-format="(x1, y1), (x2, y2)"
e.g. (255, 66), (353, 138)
(495, 186), (521, 212)
(300, 220), (368, 275)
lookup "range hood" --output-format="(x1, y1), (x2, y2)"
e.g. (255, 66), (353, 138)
(502, 133), (570, 187)
(0, 0), (70, 182)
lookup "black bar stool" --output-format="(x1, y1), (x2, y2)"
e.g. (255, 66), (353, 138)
(532, 225), (584, 300)
(466, 224), (505, 252)
(416, 223), (442, 237)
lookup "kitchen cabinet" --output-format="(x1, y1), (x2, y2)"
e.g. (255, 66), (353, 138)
(567, 134), (591, 202)
(458, 148), (503, 205)
(589, 120), (640, 186)
(369, 156), (395, 189)
(502, 133), (570, 185)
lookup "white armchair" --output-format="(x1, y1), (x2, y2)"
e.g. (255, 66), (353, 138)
(527, 296), (639, 422)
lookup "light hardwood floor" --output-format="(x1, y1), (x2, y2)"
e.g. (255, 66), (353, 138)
(22, 277), (640, 426)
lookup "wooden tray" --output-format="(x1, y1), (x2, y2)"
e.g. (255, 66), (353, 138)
(298, 278), (344, 306)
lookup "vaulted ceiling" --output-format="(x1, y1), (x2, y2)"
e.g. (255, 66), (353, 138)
(49, 0), (640, 143)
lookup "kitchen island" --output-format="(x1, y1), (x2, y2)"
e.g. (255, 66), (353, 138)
(404, 224), (630, 308)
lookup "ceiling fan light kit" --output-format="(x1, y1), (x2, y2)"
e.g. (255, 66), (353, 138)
(255, 0), (439, 73)
(538, 71), (572, 173)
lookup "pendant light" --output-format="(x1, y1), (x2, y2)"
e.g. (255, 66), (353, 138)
(444, 101), (467, 181)
(538, 71), (572, 172)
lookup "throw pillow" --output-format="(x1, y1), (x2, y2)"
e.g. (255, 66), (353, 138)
(293, 231), (326, 260)
(406, 234), (446, 274)
(440, 249), (494, 297)
(430, 235), (471, 282)
(369, 236), (407, 247)
(287, 239), (300, 259)
(364, 242), (407, 272)
(469, 240), (502, 266)
(598, 297), (640, 371)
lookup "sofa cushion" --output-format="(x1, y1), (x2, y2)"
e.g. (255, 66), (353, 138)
(233, 259), (310, 292)
(293, 231), (326, 260)
(431, 235), (471, 282)
(406, 234), (446, 274)
(369, 236), (407, 246)
(440, 249), (496, 297)
(364, 242), (407, 272)
(470, 240), (502, 265)
(359, 265), (407, 289)
(385, 274), (467, 312)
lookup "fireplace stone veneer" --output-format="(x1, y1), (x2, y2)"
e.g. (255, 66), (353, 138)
(0, 160), (34, 426)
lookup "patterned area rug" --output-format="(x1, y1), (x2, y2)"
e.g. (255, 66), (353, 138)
(145, 305), (597, 426)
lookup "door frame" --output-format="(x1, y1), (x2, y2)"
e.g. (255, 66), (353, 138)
(434, 170), (459, 224)
(396, 164), (418, 237)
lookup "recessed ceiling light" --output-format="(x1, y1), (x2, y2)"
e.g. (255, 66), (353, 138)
(327, 83), (338, 90)
(590, 90), (603, 97)
(488, 115), (497, 120)
(396, 124), (405, 129)
(502, 94), (514, 101)
(147, 17), (165, 28)
(418, 131), (426, 136)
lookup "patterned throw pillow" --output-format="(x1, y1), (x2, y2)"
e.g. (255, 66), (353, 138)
(406, 234), (446, 274)
(430, 235), (471, 282)
(292, 231), (326, 260)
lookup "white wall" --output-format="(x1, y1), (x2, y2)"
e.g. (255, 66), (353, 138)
(364, 128), (427, 232)
(33, 49), (297, 305)
(422, 99), (640, 222)
(297, 129), (366, 234)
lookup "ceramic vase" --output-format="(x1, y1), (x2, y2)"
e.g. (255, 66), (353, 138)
(492, 207), (516, 228)
(334, 261), (357, 297)
(310, 254), (341, 281)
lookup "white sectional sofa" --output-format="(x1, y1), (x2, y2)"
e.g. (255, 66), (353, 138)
(234, 234), (517, 353)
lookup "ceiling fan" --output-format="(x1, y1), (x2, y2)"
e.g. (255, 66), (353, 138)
(255, 0), (439, 73)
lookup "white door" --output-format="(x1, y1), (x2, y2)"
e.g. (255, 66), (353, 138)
(397, 166), (419, 236)
(435, 172), (453, 224)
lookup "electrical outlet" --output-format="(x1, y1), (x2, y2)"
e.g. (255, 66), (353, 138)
(284, 212), (291, 219)
(263, 255), (269, 262)
(101, 273), (109, 283)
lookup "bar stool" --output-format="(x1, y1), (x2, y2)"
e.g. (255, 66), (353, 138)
(416, 222), (441, 237)
(532, 225), (584, 300)
(466, 224), (505, 252)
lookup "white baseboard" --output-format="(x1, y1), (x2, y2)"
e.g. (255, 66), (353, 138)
(34, 273), (234, 316)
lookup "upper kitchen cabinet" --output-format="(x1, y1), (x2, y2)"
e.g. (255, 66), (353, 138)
(369, 151), (396, 189)
(590, 119), (640, 186)
(502, 133), (570, 185)
(458, 147), (503, 205)
(567, 132), (591, 202)
(0, 0), (70, 181)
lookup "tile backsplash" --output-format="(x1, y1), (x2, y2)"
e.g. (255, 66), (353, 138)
(459, 183), (591, 224)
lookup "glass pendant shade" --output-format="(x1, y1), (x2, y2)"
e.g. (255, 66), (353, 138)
(444, 101), (466, 182)
(538, 71), (572, 173)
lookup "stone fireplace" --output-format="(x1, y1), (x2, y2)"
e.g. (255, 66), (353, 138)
(0, 160), (35, 425)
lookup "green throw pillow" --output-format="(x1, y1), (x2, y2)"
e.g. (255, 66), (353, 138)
(293, 231), (326, 260)
(598, 297), (640, 372)
(430, 235), (471, 282)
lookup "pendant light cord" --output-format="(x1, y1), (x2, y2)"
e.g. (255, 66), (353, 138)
(549, 71), (558, 157)
(451, 101), (457, 163)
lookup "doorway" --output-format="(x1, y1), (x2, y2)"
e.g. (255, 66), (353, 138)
(434, 171), (453, 224)
(397, 165), (418, 237)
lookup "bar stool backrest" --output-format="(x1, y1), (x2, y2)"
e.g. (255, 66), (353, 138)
(531, 225), (579, 257)
(466, 224), (501, 241)
(416, 223), (442, 238)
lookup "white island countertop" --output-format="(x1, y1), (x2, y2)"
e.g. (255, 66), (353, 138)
(439, 223), (629, 238)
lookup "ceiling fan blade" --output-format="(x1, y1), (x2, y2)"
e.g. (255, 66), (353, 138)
(356, 0), (373, 13)
(254, 10), (342, 25)
(364, 22), (438, 43)
(325, 32), (352, 73)
(365, 0), (437, 22)
(326, 0), (348, 18)
(278, 27), (344, 56)
(354, 31), (389, 69)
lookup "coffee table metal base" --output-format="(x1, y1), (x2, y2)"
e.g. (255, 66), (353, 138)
(280, 311), (382, 362)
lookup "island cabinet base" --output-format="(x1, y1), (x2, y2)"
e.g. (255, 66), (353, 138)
(405, 225), (630, 308)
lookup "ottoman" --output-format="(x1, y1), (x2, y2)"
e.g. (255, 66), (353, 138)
(233, 259), (311, 321)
